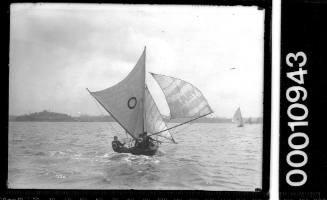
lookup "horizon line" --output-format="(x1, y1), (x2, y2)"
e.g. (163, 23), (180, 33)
(8, 109), (263, 119)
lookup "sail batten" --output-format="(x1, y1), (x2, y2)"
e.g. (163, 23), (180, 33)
(150, 73), (213, 120)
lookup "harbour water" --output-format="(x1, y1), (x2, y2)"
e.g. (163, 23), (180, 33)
(8, 122), (262, 191)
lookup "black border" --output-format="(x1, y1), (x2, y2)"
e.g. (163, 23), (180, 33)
(2, 1), (271, 199)
(280, 0), (327, 198)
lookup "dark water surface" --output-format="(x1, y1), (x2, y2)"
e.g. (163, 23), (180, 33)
(8, 122), (262, 190)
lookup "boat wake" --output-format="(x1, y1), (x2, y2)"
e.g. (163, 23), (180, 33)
(46, 148), (164, 166)
(123, 154), (160, 164)
(105, 152), (161, 165)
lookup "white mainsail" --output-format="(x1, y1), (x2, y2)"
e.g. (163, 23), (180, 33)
(88, 49), (146, 139)
(88, 48), (214, 144)
(145, 87), (176, 143)
(232, 107), (244, 127)
(150, 73), (213, 119)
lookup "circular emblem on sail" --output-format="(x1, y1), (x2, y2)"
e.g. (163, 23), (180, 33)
(127, 97), (137, 109)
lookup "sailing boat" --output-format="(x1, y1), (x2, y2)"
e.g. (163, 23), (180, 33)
(87, 47), (213, 156)
(232, 107), (244, 127)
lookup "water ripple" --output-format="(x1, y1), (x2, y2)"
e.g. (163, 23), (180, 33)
(8, 122), (262, 190)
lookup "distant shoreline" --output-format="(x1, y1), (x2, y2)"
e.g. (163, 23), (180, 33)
(9, 110), (263, 124)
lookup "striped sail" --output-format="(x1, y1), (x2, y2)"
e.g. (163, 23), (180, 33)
(232, 107), (244, 127)
(150, 73), (213, 119)
(89, 49), (146, 139)
(145, 87), (175, 143)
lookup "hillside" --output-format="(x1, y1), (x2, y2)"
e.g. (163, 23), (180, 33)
(14, 110), (75, 122)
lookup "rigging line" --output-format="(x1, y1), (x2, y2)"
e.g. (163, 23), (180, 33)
(86, 88), (137, 140)
(156, 140), (175, 144)
(90, 92), (111, 131)
(172, 103), (211, 135)
(142, 97), (145, 133)
(89, 91), (118, 145)
(154, 133), (175, 141)
(171, 120), (192, 134)
(93, 96), (124, 140)
(149, 112), (213, 137)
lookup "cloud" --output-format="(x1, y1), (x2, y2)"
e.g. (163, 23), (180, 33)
(10, 4), (264, 117)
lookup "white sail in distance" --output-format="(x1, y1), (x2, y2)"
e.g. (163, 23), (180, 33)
(232, 107), (244, 127)
(88, 49), (146, 139)
(145, 87), (176, 143)
(150, 73), (213, 120)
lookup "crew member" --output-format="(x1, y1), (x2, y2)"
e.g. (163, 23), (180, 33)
(142, 132), (155, 148)
(112, 136), (125, 151)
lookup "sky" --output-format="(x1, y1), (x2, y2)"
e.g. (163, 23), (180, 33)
(10, 3), (265, 118)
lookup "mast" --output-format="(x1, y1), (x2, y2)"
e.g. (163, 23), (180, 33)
(87, 47), (212, 144)
(143, 46), (146, 134)
(87, 48), (146, 139)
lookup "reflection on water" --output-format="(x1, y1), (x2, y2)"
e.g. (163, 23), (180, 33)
(8, 122), (262, 190)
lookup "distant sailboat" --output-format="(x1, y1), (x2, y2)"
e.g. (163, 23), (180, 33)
(87, 47), (213, 156)
(232, 107), (244, 127)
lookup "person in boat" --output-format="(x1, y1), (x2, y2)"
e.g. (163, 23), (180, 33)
(143, 132), (154, 147)
(112, 136), (125, 151)
(134, 132), (155, 149)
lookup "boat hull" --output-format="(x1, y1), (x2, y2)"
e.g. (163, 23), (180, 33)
(129, 145), (158, 156)
(112, 143), (159, 156)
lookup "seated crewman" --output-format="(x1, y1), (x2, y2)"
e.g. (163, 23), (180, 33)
(112, 136), (125, 151)
(142, 132), (155, 148)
